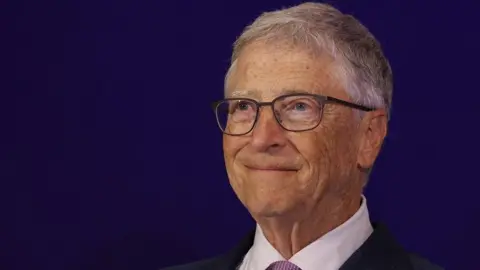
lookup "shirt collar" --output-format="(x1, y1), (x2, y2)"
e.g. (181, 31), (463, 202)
(245, 195), (373, 270)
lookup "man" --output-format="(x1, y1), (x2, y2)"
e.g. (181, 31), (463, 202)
(163, 2), (442, 270)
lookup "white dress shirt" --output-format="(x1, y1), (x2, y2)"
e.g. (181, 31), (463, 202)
(238, 195), (373, 270)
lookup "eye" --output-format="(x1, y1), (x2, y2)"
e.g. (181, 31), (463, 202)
(278, 96), (320, 121)
(293, 102), (310, 111)
(236, 101), (251, 111)
(284, 99), (315, 112)
(228, 100), (256, 117)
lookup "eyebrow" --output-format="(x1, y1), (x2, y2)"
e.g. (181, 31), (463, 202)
(228, 88), (313, 98)
(229, 90), (257, 98)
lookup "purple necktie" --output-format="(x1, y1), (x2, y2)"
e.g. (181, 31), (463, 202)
(266, 261), (302, 270)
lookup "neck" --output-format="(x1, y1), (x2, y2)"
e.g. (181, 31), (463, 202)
(256, 192), (362, 259)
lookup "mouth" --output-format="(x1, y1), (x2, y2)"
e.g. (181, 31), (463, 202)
(244, 165), (298, 172)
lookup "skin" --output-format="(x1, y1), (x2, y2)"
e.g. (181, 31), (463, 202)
(223, 41), (388, 259)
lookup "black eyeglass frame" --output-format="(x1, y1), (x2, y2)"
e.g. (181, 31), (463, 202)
(212, 93), (375, 136)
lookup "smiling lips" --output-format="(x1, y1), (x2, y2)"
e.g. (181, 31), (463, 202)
(245, 164), (299, 171)
(239, 155), (301, 172)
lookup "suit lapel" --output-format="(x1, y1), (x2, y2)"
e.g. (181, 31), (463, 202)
(339, 223), (414, 270)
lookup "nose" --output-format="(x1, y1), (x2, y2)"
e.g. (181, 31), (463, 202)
(250, 106), (288, 153)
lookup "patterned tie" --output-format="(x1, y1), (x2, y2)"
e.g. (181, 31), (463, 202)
(266, 261), (302, 270)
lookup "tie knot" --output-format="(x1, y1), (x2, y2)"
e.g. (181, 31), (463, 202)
(266, 260), (302, 270)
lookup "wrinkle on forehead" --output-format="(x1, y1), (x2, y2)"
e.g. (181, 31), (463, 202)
(225, 42), (347, 101)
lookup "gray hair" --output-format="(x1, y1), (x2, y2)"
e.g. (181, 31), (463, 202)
(225, 2), (393, 118)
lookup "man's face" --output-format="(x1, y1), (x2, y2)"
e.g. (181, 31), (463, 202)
(223, 42), (379, 219)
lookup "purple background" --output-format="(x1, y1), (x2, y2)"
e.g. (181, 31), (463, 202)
(6, 0), (479, 269)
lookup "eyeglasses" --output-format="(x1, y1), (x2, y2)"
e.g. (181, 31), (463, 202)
(212, 93), (374, 136)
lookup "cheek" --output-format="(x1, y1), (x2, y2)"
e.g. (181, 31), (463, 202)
(290, 133), (330, 186)
(290, 124), (353, 191)
(223, 136), (237, 160)
(320, 120), (360, 180)
(223, 136), (246, 177)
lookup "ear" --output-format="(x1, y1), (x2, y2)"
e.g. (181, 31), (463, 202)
(357, 109), (388, 169)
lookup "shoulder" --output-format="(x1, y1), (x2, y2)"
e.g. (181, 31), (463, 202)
(160, 229), (255, 270)
(408, 253), (444, 270)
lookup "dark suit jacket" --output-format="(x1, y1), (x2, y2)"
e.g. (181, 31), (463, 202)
(161, 224), (442, 270)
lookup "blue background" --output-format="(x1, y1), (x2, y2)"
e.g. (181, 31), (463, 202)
(6, 0), (479, 269)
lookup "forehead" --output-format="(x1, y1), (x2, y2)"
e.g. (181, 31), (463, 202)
(226, 42), (347, 100)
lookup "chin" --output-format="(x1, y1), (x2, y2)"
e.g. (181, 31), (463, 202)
(246, 197), (296, 219)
